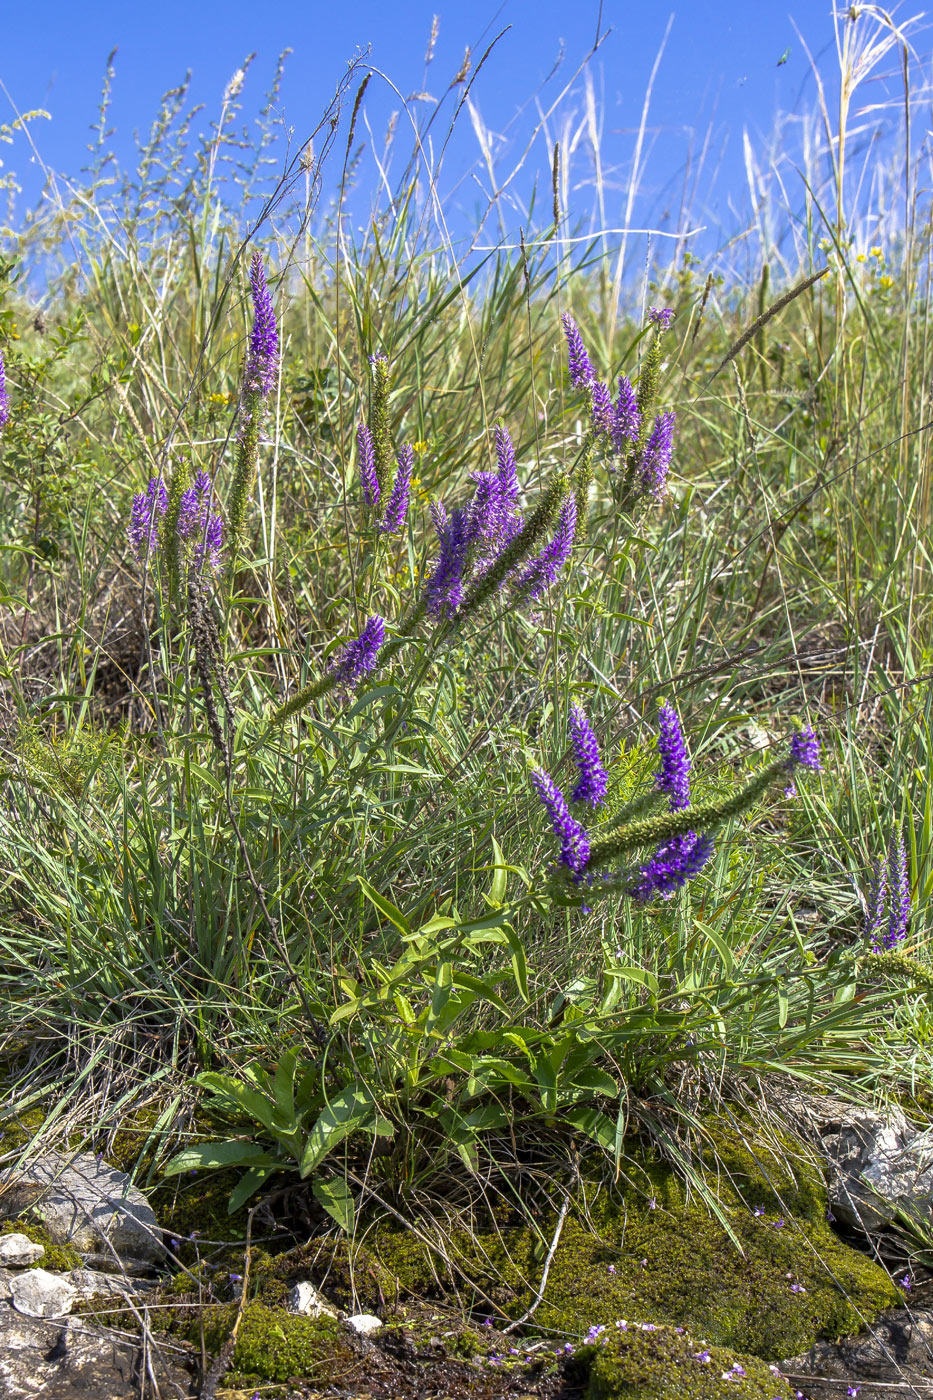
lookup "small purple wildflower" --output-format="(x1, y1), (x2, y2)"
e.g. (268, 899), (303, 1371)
(516, 492), (577, 600)
(637, 410), (676, 497)
(694, 1350), (711, 1363)
(656, 703), (691, 811)
(790, 1283), (805, 1294)
(379, 445), (413, 534)
(886, 832), (910, 947)
(176, 470), (212, 541)
(245, 253), (279, 398)
(788, 725), (821, 772)
(357, 422), (379, 507)
(899, 1273), (912, 1291)
(847, 1388), (861, 1398)
(530, 769), (591, 876)
(561, 312), (595, 390)
(331, 616), (386, 690)
(568, 703), (608, 808)
(129, 478), (168, 561)
(611, 376), (640, 452)
(784, 781), (798, 800)
(0, 350), (9, 432)
(647, 307), (675, 331)
(589, 379), (614, 436)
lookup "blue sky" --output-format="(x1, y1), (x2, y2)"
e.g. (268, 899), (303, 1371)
(0, 2), (904, 256)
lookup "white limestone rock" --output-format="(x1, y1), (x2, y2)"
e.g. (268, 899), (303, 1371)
(0, 1152), (162, 1265)
(286, 1280), (338, 1319)
(0, 1235), (44, 1267)
(9, 1268), (75, 1319)
(345, 1312), (383, 1336)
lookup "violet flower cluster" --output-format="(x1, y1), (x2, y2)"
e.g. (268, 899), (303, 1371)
(630, 703), (714, 902)
(0, 350), (9, 433)
(424, 422), (544, 619)
(129, 471), (223, 574)
(865, 830), (911, 949)
(378, 445), (414, 535)
(561, 310), (677, 501)
(330, 615), (386, 691)
(531, 703), (606, 880)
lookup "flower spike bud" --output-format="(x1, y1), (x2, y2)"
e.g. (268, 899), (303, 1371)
(368, 354), (394, 494)
(458, 473), (567, 623)
(514, 492), (576, 601)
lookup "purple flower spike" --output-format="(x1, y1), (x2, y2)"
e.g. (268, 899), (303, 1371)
(530, 769), (591, 876)
(494, 424), (522, 540)
(516, 492), (577, 600)
(245, 253), (279, 398)
(176, 470), (213, 541)
(631, 832), (714, 902)
(611, 376), (640, 453)
(568, 703), (608, 808)
(429, 496), (448, 538)
(647, 307), (675, 331)
(468, 471), (500, 543)
(865, 857), (887, 940)
(638, 410), (676, 497)
(129, 478), (168, 561)
(331, 615), (386, 690)
(656, 703), (691, 812)
(425, 505), (470, 618)
(0, 350), (9, 432)
(788, 725), (821, 772)
(379, 445), (413, 535)
(357, 422), (379, 507)
(194, 514), (224, 573)
(886, 832), (910, 947)
(561, 313), (595, 390)
(589, 380), (614, 436)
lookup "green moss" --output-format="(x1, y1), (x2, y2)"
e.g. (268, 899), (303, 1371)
(373, 1119), (899, 1361)
(0, 1218), (81, 1271)
(580, 1325), (793, 1399)
(199, 1302), (354, 1384)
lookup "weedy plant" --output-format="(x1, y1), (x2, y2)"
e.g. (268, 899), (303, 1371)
(0, 7), (930, 1277)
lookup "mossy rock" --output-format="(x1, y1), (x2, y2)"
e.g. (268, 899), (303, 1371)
(199, 1301), (354, 1384)
(579, 1325), (793, 1399)
(373, 1118), (899, 1360)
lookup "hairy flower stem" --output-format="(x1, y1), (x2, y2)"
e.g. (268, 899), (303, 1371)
(369, 357), (394, 496)
(163, 459), (191, 602)
(229, 389), (262, 566)
(585, 754), (790, 870)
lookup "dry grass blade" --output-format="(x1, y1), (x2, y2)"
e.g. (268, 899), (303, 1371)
(702, 266), (830, 387)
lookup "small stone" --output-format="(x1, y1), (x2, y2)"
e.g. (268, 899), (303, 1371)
(286, 1280), (337, 1319)
(9, 1268), (75, 1319)
(345, 1313), (382, 1336)
(0, 1236), (44, 1267)
(67, 1269), (156, 1302)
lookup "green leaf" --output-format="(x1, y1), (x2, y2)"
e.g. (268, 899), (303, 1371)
(357, 877), (412, 938)
(487, 836), (508, 906)
(451, 970), (511, 1016)
(228, 1165), (278, 1214)
(164, 1140), (282, 1176)
(311, 1175), (356, 1233)
(272, 1048), (300, 1127)
(605, 965), (660, 996)
(425, 960), (454, 1033)
(299, 1086), (375, 1178)
(568, 1066), (619, 1098)
(196, 1072), (280, 1135)
(563, 1105), (617, 1151)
